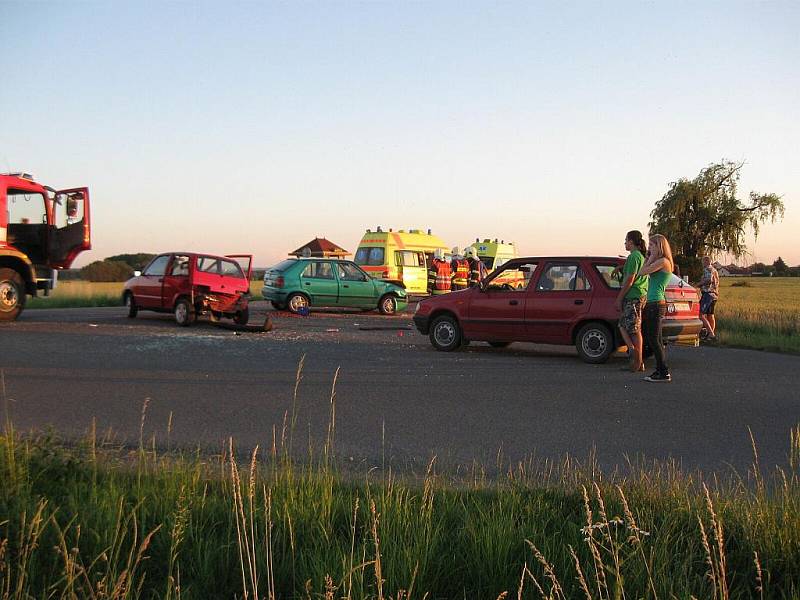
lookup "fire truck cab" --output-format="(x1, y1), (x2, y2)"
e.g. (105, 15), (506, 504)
(354, 227), (448, 295)
(1, 172), (91, 320)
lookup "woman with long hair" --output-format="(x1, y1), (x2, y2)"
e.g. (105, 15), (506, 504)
(639, 234), (674, 382)
(614, 230), (648, 372)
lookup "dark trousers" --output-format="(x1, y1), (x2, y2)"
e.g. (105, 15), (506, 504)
(643, 301), (669, 375)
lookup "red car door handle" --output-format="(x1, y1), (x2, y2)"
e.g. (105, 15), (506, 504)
(574, 299), (584, 305)
(509, 299), (519, 305)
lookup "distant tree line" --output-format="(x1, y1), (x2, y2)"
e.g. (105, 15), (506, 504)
(714, 256), (799, 277)
(79, 253), (156, 282)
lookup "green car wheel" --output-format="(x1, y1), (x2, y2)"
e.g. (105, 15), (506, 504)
(287, 293), (310, 314)
(378, 294), (398, 315)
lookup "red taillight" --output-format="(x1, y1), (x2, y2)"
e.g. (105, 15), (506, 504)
(275, 276), (284, 288)
(381, 270), (389, 279)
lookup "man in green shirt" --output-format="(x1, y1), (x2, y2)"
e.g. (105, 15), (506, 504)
(614, 231), (649, 371)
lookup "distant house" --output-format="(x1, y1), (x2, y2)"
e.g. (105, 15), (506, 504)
(712, 261), (731, 277)
(290, 238), (350, 259)
(720, 263), (749, 277)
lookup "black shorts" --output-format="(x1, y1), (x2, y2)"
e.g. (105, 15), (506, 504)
(700, 292), (716, 315)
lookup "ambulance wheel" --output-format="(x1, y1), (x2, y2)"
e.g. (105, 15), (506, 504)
(287, 293), (309, 314)
(124, 292), (138, 318)
(575, 322), (613, 363)
(430, 315), (462, 352)
(0, 268), (25, 322)
(489, 341), (512, 348)
(174, 298), (196, 327)
(378, 294), (397, 315)
(233, 308), (249, 325)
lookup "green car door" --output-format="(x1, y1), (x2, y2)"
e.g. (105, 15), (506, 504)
(299, 261), (339, 304)
(336, 261), (378, 308)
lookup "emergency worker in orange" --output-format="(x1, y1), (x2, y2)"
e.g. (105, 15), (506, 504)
(428, 248), (452, 295)
(450, 247), (469, 291)
(465, 246), (487, 287)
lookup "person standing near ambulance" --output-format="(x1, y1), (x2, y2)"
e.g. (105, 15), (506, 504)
(465, 246), (487, 288)
(428, 249), (452, 295)
(450, 247), (470, 291)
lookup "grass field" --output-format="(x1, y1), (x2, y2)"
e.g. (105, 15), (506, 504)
(716, 278), (800, 353)
(26, 281), (125, 309)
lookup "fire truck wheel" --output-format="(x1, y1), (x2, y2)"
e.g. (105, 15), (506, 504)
(378, 294), (397, 315)
(430, 315), (462, 352)
(575, 322), (614, 364)
(124, 292), (138, 318)
(233, 308), (249, 325)
(174, 298), (196, 327)
(287, 293), (309, 314)
(0, 268), (25, 321)
(488, 341), (512, 348)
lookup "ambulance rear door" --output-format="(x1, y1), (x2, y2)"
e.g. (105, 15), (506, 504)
(395, 250), (426, 294)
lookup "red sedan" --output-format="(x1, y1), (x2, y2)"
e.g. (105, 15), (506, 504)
(412, 256), (702, 363)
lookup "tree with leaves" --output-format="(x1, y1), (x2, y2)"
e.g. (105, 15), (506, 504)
(649, 161), (784, 262)
(773, 256), (788, 275)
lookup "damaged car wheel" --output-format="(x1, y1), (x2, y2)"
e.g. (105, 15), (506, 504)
(174, 298), (196, 327)
(233, 308), (249, 325)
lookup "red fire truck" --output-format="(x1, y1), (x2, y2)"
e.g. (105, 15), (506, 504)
(0, 172), (91, 321)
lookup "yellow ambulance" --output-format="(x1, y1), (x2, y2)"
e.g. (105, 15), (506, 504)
(354, 227), (448, 295)
(467, 238), (523, 287)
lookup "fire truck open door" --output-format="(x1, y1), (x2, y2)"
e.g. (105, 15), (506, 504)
(49, 187), (91, 268)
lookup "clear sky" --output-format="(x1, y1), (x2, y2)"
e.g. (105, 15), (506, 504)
(1, 1), (798, 267)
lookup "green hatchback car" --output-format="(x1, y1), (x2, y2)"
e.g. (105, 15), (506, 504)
(262, 258), (408, 315)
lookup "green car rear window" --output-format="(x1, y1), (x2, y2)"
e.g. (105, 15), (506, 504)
(270, 259), (298, 272)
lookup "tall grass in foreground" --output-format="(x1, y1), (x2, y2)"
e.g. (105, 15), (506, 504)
(1, 364), (799, 599)
(26, 281), (124, 309)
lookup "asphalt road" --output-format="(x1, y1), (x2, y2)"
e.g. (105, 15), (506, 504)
(1, 302), (798, 476)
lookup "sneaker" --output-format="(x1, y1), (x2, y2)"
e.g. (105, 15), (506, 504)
(644, 372), (671, 383)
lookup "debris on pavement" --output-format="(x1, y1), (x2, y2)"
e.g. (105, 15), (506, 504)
(358, 325), (413, 331)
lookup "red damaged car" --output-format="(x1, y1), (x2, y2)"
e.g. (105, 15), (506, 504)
(123, 252), (252, 326)
(413, 256), (702, 363)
